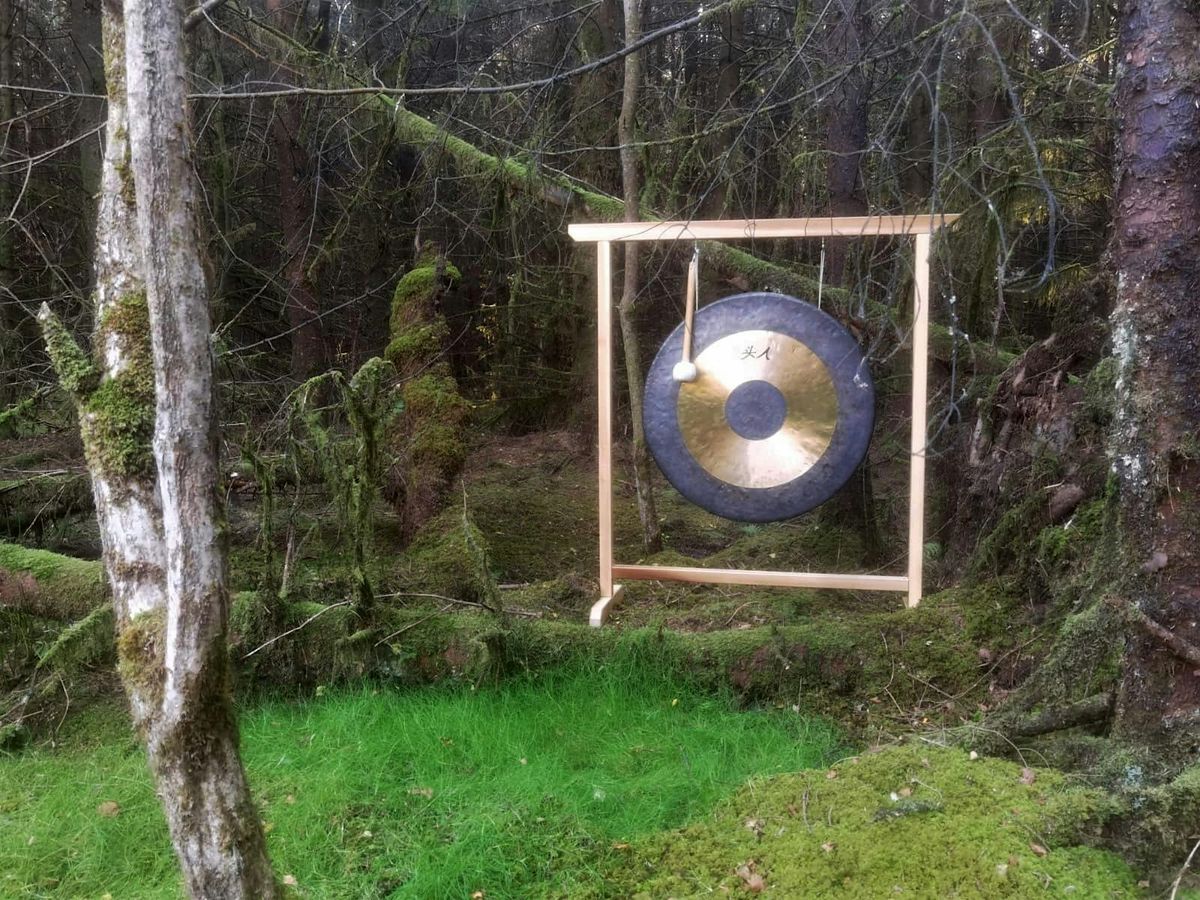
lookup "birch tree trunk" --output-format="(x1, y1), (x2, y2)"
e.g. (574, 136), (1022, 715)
(1108, 0), (1200, 760)
(617, 0), (662, 554)
(40, 2), (277, 895)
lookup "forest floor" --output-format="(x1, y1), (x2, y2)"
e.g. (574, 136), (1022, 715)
(0, 430), (1192, 896)
(0, 650), (1142, 899)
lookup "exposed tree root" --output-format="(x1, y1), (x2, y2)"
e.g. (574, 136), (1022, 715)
(1007, 692), (1112, 738)
(1107, 596), (1200, 669)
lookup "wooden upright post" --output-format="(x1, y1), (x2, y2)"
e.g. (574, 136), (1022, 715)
(907, 232), (931, 608)
(592, 241), (620, 626)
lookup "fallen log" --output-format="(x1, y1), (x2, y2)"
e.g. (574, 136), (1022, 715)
(0, 473), (94, 537)
(0, 542), (107, 621)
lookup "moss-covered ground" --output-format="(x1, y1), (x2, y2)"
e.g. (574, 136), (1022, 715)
(589, 743), (1140, 898)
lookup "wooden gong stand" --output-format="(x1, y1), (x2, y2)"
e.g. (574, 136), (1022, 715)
(567, 215), (960, 627)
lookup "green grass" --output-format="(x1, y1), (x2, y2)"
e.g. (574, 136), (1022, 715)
(0, 646), (841, 899)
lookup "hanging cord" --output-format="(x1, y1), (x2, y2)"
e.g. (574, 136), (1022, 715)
(673, 244), (701, 382)
(817, 238), (825, 310)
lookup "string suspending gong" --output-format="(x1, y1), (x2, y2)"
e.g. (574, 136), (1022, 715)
(643, 292), (875, 522)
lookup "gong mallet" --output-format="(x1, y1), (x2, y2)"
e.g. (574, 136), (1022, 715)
(673, 245), (700, 383)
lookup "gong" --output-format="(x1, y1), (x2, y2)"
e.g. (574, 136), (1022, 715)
(643, 292), (875, 522)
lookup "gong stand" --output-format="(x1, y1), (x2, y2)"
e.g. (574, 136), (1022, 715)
(567, 215), (960, 627)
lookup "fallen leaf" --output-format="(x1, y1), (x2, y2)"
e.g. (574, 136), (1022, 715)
(1140, 550), (1168, 573)
(821, 841), (836, 853)
(519, 757), (528, 765)
(736, 862), (765, 893)
(263, 821), (275, 835)
(611, 841), (631, 851)
(898, 786), (913, 798)
(1019, 768), (1037, 786)
(96, 801), (120, 818)
(1030, 842), (1048, 858)
(969, 751), (979, 761)
(826, 769), (839, 780)
(408, 787), (434, 799)
(285, 794), (296, 805)
(283, 874), (298, 886)
(743, 817), (764, 838)
(471, 892), (485, 900)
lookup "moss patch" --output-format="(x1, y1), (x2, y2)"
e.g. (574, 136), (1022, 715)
(80, 293), (156, 482)
(592, 744), (1138, 898)
(116, 608), (165, 702)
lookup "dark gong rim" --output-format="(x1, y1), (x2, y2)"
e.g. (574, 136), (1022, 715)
(643, 292), (875, 522)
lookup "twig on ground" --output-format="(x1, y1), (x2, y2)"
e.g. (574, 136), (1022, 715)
(1170, 835), (1200, 900)
(242, 599), (351, 659)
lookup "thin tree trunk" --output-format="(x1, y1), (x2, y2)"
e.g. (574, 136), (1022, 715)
(267, 0), (326, 380)
(1108, 0), (1200, 760)
(822, 0), (870, 285)
(617, 0), (661, 554)
(0, 0), (16, 402)
(70, 0), (104, 257)
(702, 4), (745, 217)
(900, 0), (943, 204)
(123, 0), (279, 893)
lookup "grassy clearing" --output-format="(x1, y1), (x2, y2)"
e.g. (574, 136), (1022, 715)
(0, 645), (841, 899)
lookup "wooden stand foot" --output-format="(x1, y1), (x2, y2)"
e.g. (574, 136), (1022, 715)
(589, 584), (624, 627)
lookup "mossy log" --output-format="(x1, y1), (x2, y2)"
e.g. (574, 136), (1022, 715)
(0, 472), (94, 537)
(0, 542), (107, 621)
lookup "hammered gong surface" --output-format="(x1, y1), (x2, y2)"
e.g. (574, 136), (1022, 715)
(643, 292), (875, 522)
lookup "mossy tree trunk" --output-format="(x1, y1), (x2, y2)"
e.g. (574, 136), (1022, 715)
(384, 247), (470, 538)
(1107, 0), (1200, 763)
(617, 0), (661, 554)
(40, 3), (277, 896)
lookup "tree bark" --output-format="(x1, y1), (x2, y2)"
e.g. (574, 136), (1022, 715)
(0, 0), (16, 402)
(617, 0), (661, 554)
(122, 1), (279, 894)
(1108, 0), (1200, 759)
(267, 0), (327, 380)
(822, 0), (871, 285)
(70, 0), (105, 251)
(702, 4), (745, 217)
(900, 0), (944, 204)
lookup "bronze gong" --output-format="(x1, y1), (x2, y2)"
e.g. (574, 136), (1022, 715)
(643, 292), (875, 522)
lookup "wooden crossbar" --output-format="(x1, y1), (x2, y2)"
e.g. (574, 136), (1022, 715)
(567, 214), (960, 244)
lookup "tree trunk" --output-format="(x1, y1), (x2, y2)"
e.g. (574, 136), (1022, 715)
(822, 0), (871, 285)
(1108, 0), (1200, 760)
(617, 0), (661, 554)
(70, 0), (105, 257)
(40, 2), (274, 893)
(900, 0), (944, 204)
(267, 0), (326, 380)
(702, 4), (745, 217)
(0, 0), (16, 403)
